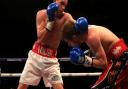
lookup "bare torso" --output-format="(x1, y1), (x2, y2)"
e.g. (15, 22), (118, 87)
(36, 10), (74, 50)
(85, 25), (119, 62)
(79, 25), (120, 68)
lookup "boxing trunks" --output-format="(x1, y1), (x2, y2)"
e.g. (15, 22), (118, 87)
(19, 42), (63, 87)
(91, 39), (128, 89)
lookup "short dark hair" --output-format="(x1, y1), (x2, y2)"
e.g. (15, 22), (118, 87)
(62, 21), (82, 41)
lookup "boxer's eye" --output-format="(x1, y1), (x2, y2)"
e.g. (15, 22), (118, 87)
(60, 2), (65, 6)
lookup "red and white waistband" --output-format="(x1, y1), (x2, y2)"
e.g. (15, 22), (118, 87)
(32, 42), (57, 58)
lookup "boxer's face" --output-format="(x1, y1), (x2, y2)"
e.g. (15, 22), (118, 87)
(67, 34), (83, 47)
(55, 0), (68, 17)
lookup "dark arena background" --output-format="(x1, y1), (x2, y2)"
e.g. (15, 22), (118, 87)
(0, 0), (127, 89)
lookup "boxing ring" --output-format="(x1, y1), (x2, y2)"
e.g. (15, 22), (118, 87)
(0, 58), (102, 88)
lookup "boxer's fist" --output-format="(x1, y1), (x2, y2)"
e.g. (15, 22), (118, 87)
(74, 17), (88, 33)
(70, 47), (93, 67)
(47, 2), (59, 21)
(69, 47), (85, 65)
(46, 3), (59, 31)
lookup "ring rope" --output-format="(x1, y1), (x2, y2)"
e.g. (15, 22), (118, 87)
(1, 73), (101, 77)
(0, 58), (70, 61)
(0, 58), (101, 77)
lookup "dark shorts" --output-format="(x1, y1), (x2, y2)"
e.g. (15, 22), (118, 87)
(91, 39), (128, 89)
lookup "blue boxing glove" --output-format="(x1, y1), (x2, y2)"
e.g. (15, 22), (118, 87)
(70, 47), (93, 67)
(46, 2), (59, 31)
(74, 17), (88, 33)
(47, 2), (59, 21)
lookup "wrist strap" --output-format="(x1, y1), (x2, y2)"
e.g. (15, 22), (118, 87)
(46, 21), (55, 31)
(84, 55), (93, 67)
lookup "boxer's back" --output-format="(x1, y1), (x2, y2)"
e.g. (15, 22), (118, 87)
(88, 25), (120, 54)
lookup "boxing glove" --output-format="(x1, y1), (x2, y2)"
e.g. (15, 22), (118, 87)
(69, 47), (93, 67)
(47, 2), (59, 21)
(46, 2), (59, 31)
(74, 17), (88, 33)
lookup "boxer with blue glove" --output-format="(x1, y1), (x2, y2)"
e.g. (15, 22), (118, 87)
(62, 16), (128, 89)
(17, 0), (76, 89)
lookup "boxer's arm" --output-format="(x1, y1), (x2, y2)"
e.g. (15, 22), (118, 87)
(89, 37), (108, 69)
(36, 10), (47, 39)
(63, 13), (76, 31)
(67, 13), (76, 24)
(36, 3), (58, 38)
(92, 49), (108, 69)
(46, 2), (59, 31)
(63, 17), (88, 33)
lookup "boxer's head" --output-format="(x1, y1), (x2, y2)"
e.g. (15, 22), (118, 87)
(62, 21), (85, 47)
(53, 0), (68, 18)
